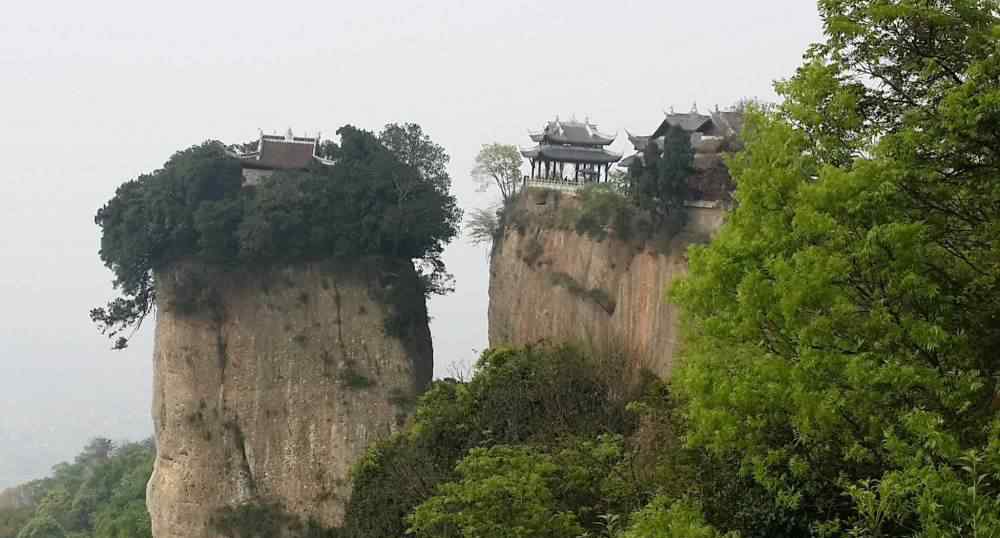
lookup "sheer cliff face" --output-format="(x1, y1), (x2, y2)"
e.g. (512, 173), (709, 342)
(489, 192), (724, 377)
(147, 261), (432, 538)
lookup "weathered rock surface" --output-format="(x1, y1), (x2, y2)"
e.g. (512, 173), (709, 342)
(147, 260), (432, 538)
(489, 192), (725, 377)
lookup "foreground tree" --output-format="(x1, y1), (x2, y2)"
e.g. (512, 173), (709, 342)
(407, 438), (627, 538)
(672, 1), (1000, 535)
(471, 143), (523, 205)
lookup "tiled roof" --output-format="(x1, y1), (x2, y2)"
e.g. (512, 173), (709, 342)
(521, 144), (622, 164)
(239, 136), (318, 170)
(651, 112), (714, 138)
(529, 119), (616, 146)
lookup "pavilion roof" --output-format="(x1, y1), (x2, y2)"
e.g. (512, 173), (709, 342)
(651, 111), (715, 138)
(521, 144), (622, 164)
(626, 130), (650, 151)
(710, 110), (745, 137)
(529, 118), (616, 146)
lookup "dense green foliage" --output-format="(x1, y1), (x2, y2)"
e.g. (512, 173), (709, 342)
(339, 342), (807, 538)
(340, 345), (646, 538)
(92, 124), (460, 348)
(670, 0), (1000, 535)
(0, 439), (154, 538)
(407, 438), (631, 538)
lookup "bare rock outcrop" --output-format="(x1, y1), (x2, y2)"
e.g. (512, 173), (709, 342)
(488, 191), (725, 377)
(147, 259), (432, 538)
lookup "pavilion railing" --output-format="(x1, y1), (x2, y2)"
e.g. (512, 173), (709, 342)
(522, 176), (590, 192)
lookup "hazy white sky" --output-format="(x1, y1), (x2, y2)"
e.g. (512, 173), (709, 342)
(0, 0), (823, 488)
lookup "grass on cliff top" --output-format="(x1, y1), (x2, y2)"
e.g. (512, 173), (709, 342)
(504, 185), (686, 252)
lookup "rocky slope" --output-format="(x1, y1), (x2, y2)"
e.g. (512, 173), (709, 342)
(147, 260), (432, 538)
(489, 191), (725, 377)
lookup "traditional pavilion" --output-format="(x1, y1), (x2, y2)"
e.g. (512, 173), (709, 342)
(231, 129), (335, 185)
(521, 117), (622, 187)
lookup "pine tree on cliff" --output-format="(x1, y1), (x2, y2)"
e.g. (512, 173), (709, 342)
(628, 124), (692, 225)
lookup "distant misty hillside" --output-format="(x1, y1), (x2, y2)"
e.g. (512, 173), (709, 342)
(0, 358), (151, 490)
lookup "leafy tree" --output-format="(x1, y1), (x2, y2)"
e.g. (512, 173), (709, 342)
(471, 144), (523, 204)
(671, 0), (1000, 535)
(3, 440), (154, 538)
(342, 345), (644, 538)
(408, 438), (628, 538)
(378, 123), (451, 192)
(15, 515), (64, 538)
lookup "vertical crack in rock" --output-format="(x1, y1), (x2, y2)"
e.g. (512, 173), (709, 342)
(330, 278), (350, 361)
(215, 323), (228, 379)
(226, 419), (256, 503)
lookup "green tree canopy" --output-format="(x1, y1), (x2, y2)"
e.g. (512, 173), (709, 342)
(92, 124), (461, 348)
(407, 438), (627, 538)
(671, 0), (1000, 535)
(2, 440), (154, 538)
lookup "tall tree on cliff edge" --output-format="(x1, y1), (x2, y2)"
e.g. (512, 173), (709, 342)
(671, 0), (1000, 536)
(471, 143), (524, 205)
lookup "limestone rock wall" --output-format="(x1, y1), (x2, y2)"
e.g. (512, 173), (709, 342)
(489, 192), (725, 377)
(147, 260), (432, 538)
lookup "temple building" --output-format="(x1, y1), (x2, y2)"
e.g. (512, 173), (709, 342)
(620, 106), (744, 170)
(521, 117), (622, 189)
(231, 129), (335, 185)
(622, 106), (746, 202)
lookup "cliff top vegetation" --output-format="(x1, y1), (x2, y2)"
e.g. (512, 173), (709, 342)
(91, 123), (461, 349)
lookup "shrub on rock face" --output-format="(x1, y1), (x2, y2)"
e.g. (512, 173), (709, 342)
(92, 124), (461, 349)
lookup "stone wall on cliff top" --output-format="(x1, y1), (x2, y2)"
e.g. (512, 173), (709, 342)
(488, 190), (725, 378)
(147, 259), (432, 538)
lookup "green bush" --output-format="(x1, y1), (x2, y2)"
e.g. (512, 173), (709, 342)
(548, 272), (616, 314)
(338, 361), (374, 390)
